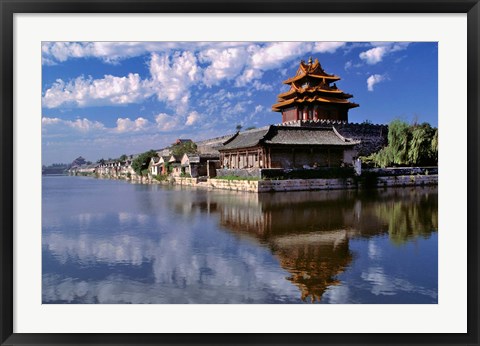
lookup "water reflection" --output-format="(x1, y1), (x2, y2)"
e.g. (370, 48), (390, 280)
(42, 177), (437, 304)
(173, 188), (437, 303)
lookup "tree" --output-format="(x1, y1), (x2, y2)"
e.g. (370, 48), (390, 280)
(235, 124), (243, 132)
(71, 156), (87, 167)
(171, 141), (197, 157)
(408, 123), (436, 165)
(431, 128), (438, 163)
(388, 119), (411, 165)
(364, 119), (438, 167)
(119, 154), (128, 161)
(131, 150), (158, 175)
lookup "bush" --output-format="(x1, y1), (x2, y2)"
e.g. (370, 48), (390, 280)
(154, 174), (169, 182)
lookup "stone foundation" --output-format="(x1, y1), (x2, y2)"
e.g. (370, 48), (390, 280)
(171, 174), (438, 193)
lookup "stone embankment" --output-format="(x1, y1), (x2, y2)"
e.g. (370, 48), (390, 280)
(172, 174), (438, 193)
(86, 168), (437, 193)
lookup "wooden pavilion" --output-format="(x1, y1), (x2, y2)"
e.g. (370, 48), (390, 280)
(272, 57), (359, 123)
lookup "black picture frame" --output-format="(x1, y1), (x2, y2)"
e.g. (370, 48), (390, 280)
(1, 1), (478, 345)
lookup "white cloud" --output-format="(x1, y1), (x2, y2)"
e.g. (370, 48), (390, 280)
(360, 46), (387, 65)
(185, 111), (200, 126)
(115, 117), (149, 133)
(42, 117), (62, 125)
(148, 51), (200, 114)
(41, 42), (252, 65)
(313, 42), (346, 53)
(42, 42), (353, 112)
(42, 116), (105, 132)
(254, 105), (264, 114)
(250, 42), (307, 70)
(359, 42), (410, 65)
(251, 80), (273, 91)
(155, 113), (181, 131)
(42, 74), (150, 108)
(367, 74), (387, 91)
(235, 68), (263, 87)
(200, 47), (249, 86)
(66, 118), (105, 132)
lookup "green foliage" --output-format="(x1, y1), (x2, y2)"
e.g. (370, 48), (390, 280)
(180, 172), (191, 178)
(431, 128), (438, 162)
(154, 174), (169, 182)
(373, 192), (438, 245)
(388, 119), (410, 165)
(235, 124), (243, 131)
(119, 154), (128, 161)
(171, 141), (197, 157)
(364, 119), (438, 167)
(131, 150), (158, 175)
(408, 123), (436, 165)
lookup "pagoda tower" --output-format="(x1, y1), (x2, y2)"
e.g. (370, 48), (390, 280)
(272, 57), (359, 123)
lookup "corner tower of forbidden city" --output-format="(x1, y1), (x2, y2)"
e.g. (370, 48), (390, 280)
(272, 57), (359, 123)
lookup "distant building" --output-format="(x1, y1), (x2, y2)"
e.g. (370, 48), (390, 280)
(181, 153), (220, 178)
(149, 156), (161, 176)
(168, 155), (182, 176)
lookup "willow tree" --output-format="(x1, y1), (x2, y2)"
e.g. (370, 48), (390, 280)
(365, 119), (438, 167)
(388, 119), (411, 165)
(408, 123), (436, 165)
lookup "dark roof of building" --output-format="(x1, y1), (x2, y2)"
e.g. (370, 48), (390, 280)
(221, 126), (271, 150)
(184, 153), (220, 164)
(169, 155), (181, 162)
(265, 127), (359, 146)
(195, 133), (237, 154)
(219, 125), (359, 151)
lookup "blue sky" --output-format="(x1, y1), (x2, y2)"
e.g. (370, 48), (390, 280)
(41, 41), (438, 165)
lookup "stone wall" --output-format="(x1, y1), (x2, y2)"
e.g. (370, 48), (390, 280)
(257, 178), (357, 192)
(364, 167), (438, 176)
(276, 120), (388, 157)
(198, 175), (438, 193)
(174, 177), (199, 186)
(334, 123), (388, 156)
(206, 179), (259, 193)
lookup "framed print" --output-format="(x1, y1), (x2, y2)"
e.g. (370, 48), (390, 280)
(1, 0), (479, 345)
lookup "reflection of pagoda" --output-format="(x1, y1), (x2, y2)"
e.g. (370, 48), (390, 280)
(272, 57), (359, 123)
(175, 188), (438, 303)
(271, 230), (353, 303)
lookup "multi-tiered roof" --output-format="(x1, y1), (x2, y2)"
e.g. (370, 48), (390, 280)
(272, 58), (359, 123)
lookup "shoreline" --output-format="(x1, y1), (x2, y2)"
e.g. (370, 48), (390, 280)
(70, 172), (438, 193)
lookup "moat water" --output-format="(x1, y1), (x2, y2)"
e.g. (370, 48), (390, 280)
(42, 176), (438, 304)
